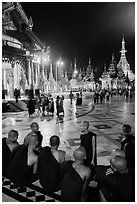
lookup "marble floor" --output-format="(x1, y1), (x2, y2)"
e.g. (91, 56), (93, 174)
(2, 94), (135, 202)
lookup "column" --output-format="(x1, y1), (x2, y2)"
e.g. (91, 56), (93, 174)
(35, 63), (40, 96)
(2, 62), (7, 99)
(13, 62), (18, 89)
(28, 57), (34, 98)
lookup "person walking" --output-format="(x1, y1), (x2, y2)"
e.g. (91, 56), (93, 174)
(27, 97), (35, 117)
(69, 91), (74, 105)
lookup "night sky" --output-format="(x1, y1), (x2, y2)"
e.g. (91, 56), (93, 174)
(21, 2), (135, 74)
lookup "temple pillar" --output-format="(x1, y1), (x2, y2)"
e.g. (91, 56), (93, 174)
(13, 62), (18, 89)
(35, 64), (40, 96)
(28, 57), (34, 98)
(2, 62), (7, 99)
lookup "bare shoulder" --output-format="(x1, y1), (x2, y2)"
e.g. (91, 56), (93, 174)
(83, 165), (91, 177)
(58, 150), (66, 156)
(58, 150), (66, 163)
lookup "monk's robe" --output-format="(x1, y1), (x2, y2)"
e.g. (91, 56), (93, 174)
(61, 161), (84, 202)
(8, 145), (34, 187)
(2, 138), (11, 177)
(38, 146), (61, 192)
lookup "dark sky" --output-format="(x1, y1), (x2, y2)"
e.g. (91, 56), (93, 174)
(21, 2), (135, 73)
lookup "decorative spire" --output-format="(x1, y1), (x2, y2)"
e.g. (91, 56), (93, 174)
(49, 63), (55, 82)
(104, 64), (107, 73)
(112, 53), (114, 61)
(88, 58), (91, 66)
(74, 57), (77, 70)
(120, 35), (127, 59)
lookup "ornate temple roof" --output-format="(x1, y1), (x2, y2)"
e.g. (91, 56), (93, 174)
(2, 2), (44, 51)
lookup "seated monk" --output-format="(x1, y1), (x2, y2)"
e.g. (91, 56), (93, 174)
(95, 155), (134, 202)
(38, 135), (65, 192)
(24, 122), (43, 154)
(2, 129), (19, 177)
(60, 147), (91, 202)
(8, 133), (39, 187)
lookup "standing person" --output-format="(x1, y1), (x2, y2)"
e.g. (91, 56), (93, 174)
(60, 147), (91, 202)
(14, 88), (19, 103)
(38, 135), (65, 192)
(2, 130), (19, 177)
(69, 91), (74, 105)
(106, 91), (110, 102)
(93, 92), (97, 104)
(24, 122), (43, 154)
(27, 97), (35, 117)
(76, 93), (80, 105)
(41, 96), (46, 116)
(80, 121), (97, 168)
(48, 97), (54, 116)
(8, 133), (39, 187)
(45, 96), (49, 114)
(99, 91), (103, 104)
(56, 95), (60, 118)
(59, 96), (65, 116)
(36, 96), (41, 114)
(96, 91), (99, 104)
(79, 91), (82, 105)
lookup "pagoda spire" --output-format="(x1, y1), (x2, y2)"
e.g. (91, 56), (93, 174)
(120, 35), (127, 59)
(74, 57), (77, 71)
(89, 57), (91, 66)
(108, 53), (116, 78)
(49, 63), (55, 82)
(65, 70), (68, 81)
(117, 36), (135, 81)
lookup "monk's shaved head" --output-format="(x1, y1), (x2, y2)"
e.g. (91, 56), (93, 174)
(73, 147), (86, 161)
(110, 148), (125, 160)
(110, 155), (127, 173)
(50, 135), (60, 147)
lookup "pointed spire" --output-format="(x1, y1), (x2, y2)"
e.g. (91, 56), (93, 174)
(45, 68), (48, 80)
(49, 63), (54, 80)
(88, 58), (91, 66)
(104, 64), (107, 72)
(120, 35), (127, 59)
(112, 53), (114, 61)
(74, 57), (77, 70)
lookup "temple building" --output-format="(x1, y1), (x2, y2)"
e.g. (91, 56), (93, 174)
(117, 36), (135, 81)
(2, 2), (50, 98)
(100, 37), (135, 90)
(108, 53), (117, 78)
(82, 58), (95, 91)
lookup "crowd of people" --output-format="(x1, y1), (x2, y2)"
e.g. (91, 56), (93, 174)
(2, 120), (135, 202)
(26, 90), (83, 119)
(93, 88), (134, 104)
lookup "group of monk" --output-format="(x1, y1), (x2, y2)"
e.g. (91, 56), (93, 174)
(2, 121), (135, 201)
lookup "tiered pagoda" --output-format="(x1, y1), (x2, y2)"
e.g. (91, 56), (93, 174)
(82, 58), (95, 90)
(108, 53), (117, 78)
(67, 62), (73, 81)
(100, 36), (135, 90)
(117, 36), (135, 81)
(48, 63), (56, 92)
(2, 2), (50, 98)
(100, 64), (112, 90)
